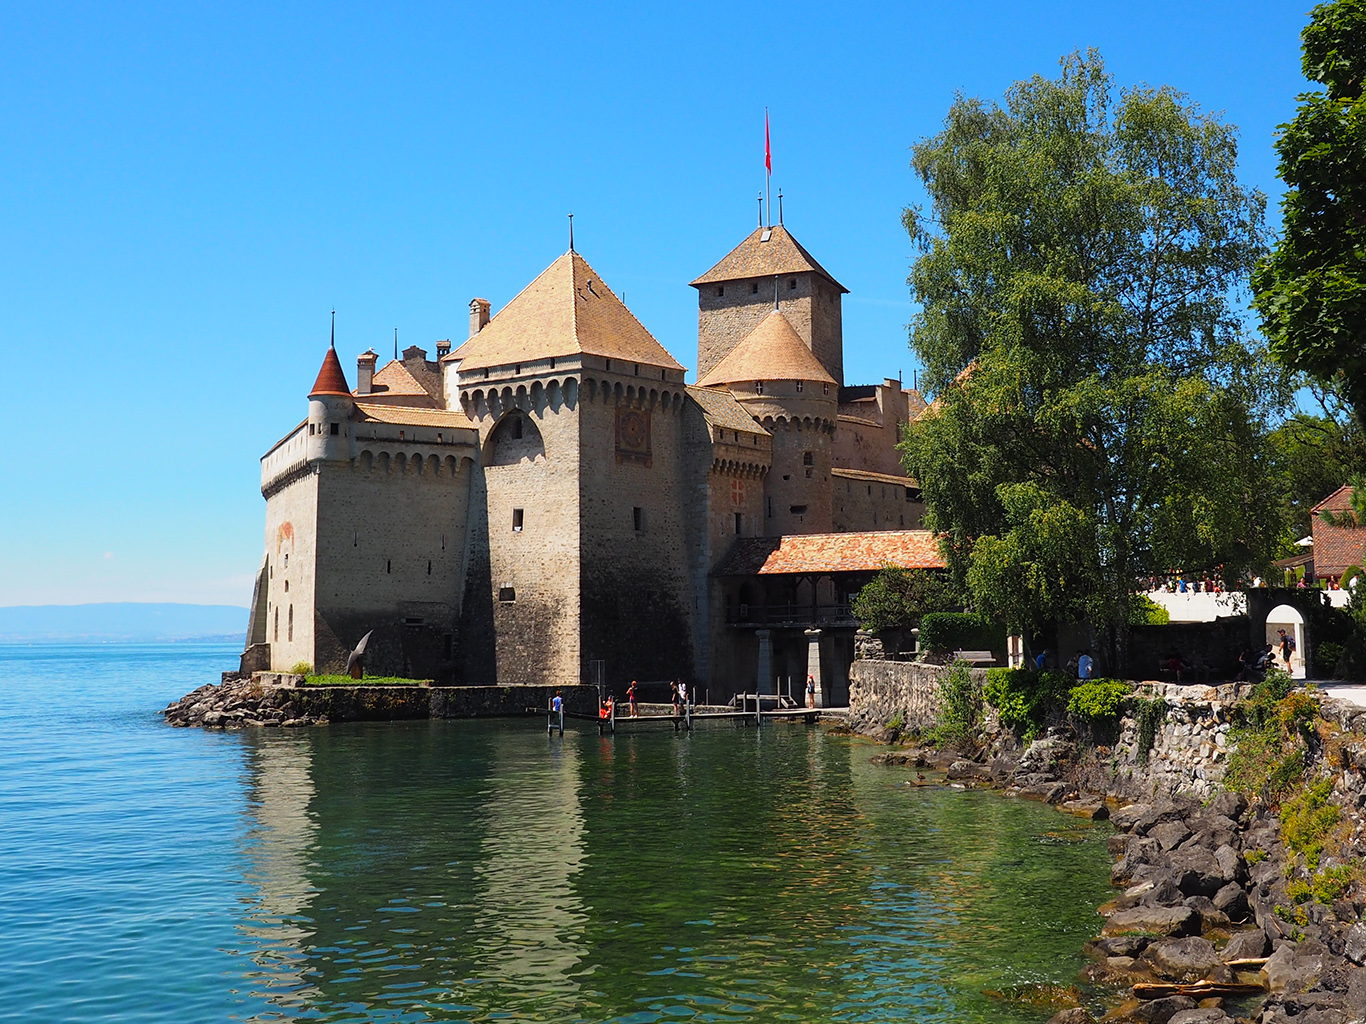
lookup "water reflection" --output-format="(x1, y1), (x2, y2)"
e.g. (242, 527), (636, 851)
(232, 720), (1115, 1023)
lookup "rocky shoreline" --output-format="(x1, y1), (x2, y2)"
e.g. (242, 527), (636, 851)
(863, 689), (1366, 1024)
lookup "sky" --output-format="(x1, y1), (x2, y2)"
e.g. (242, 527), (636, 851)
(0, 1), (1315, 608)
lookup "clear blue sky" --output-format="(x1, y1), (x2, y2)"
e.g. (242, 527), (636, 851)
(0, 1), (1312, 607)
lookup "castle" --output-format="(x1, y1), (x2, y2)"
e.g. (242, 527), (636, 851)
(241, 218), (943, 703)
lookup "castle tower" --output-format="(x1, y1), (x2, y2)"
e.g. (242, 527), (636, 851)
(307, 342), (354, 462)
(691, 224), (848, 387)
(695, 308), (837, 535)
(446, 248), (697, 690)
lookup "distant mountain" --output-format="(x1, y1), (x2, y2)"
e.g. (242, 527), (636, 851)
(0, 603), (249, 643)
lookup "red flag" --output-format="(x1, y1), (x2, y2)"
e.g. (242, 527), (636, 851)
(765, 109), (771, 174)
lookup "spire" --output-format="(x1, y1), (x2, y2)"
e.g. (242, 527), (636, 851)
(310, 312), (351, 397)
(568, 213), (575, 253)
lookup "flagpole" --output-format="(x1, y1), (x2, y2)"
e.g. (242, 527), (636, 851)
(765, 108), (771, 228)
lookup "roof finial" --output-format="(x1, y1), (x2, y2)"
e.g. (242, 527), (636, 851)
(568, 212), (575, 253)
(778, 189), (784, 225)
(394, 327), (398, 361)
(330, 309), (335, 350)
(757, 191), (764, 228)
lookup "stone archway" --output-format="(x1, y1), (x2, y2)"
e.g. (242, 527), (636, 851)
(1265, 604), (1307, 679)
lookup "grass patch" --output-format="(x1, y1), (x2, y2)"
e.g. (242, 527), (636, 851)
(303, 674), (431, 687)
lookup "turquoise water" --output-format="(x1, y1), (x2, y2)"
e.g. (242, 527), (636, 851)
(0, 644), (1116, 1023)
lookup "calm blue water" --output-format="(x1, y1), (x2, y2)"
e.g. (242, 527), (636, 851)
(0, 644), (1116, 1023)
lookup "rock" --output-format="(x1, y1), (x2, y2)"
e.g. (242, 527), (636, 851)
(1344, 923), (1366, 965)
(1143, 936), (1231, 983)
(1206, 790), (1248, 822)
(1044, 1009), (1093, 1024)
(1167, 1010), (1231, 1023)
(946, 759), (989, 781)
(1103, 905), (1201, 938)
(1181, 896), (1231, 932)
(1109, 834), (1132, 855)
(1151, 820), (1192, 851)
(1168, 848), (1226, 898)
(1211, 882), (1249, 922)
(1124, 995), (1197, 1022)
(1262, 943), (1324, 993)
(1018, 735), (1074, 775)
(201, 711), (224, 727)
(1019, 782), (1069, 804)
(1344, 968), (1366, 1017)
(1251, 857), (1283, 887)
(1221, 928), (1268, 961)
(1141, 877), (1186, 908)
(1213, 845), (1246, 885)
(1111, 802), (1155, 831)
(1087, 934), (1151, 958)
(1060, 798), (1110, 820)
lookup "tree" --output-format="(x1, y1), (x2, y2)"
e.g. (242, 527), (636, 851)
(1266, 412), (1365, 536)
(1253, 0), (1366, 437)
(901, 51), (1291, 664)
(850, 566), (956, 632)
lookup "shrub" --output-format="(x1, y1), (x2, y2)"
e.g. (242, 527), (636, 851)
(1129, 594), (1170, 625)
(290, 661), (313, 675)
(919, 612), (1005, 656)
(984, 667), (1071, 739)
(1316, 642), (1345, 675)
(1067, 680), (1132, 721)
(925, 660), (982, 746)
(1226, 674), (1320, 802)
(851, 566), (956, 632)
(1281, 778), (1342, 871)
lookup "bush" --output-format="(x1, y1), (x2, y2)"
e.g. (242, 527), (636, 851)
(290, 661), (313, 675)
(984, 667), (1072, 739)
(919, 612), (1005, 656)
(925, 660), (982, 746)
(1131, 694), (1167, 765)
(1225, 672), (1319, 802)
(1067, 680), (1133, 722)
(1129, 594), (1170, 626)
(850, 566), (956, 632)
(1281, 777), (1342, 871)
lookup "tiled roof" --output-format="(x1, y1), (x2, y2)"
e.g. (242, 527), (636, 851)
(448, 251), (685, 372)
(831, 467), (919, 488)
(713, 530), (944, 576)
(352, 402), (475, 430)
(691, 225), (847, 292)
(695, 309), (837, 387)
(1311, 485), (1365, 576)
(363, 360), (441, 406)
(686, 385), (770, 435)
(310, 346), (351, 397)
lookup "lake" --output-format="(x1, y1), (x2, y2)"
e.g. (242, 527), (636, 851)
(0, 643), (1115, 1022)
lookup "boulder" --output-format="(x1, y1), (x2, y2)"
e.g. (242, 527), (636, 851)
(1221, 928), (1268, 961)
(1211, 882), (1249, 922)
(1181, 896), (1231, 932)
(946, 759), (990, 781)
(1213, 845), (1246, 885)
(1262, 943), (1324, 994)
(1168, 848), (1226, 898)
(1108, 834), (1133, 856)
(1103, 905), (1201, 938)
(1124, 995), (1197, 1022)
(1150, 820), (1192, 852)
(1205, 790), (1248, 823)
(1167, 1010), (1231, 1023)
(1143, 936), (1231, 983)
(1111, 802), (1155, 831)
(1060, 798), (1110, 820)
(1141, 877), (1187, 908)
(1044, 1009), (1094, 1024)
(1020, 782), (1069, 804)
(1087, 934), (1151, 958)
(1344, 923), (1366, 966)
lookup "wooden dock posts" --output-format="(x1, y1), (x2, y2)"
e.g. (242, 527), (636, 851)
(536, 697), (820, 736)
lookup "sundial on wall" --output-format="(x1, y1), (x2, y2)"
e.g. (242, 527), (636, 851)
(615, 407), (652, 467)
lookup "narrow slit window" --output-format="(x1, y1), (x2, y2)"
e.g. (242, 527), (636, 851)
(796, 380), (803, 392)
(633, 506), (643, 531)
(734, 512), (743, 534)
(287, 605), (293, 641)
(330, 422), (339, 435)
(512, 508), (524, 532)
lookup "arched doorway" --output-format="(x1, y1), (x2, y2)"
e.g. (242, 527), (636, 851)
(1265, 604), (1306, 679)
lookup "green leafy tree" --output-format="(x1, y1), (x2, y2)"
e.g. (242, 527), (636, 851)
(901, 51), (1290, 663)
(850, 566), (956, 632)
(1266, 413), (1365, 536)
(1254, 0), (1366, 436)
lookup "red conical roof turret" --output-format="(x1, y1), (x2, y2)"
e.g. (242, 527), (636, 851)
(309, 344), (351, 397)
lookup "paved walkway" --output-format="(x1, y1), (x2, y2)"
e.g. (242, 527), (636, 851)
(1311, 681), (1366, 707)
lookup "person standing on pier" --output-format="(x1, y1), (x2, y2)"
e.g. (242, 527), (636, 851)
(627, 680), (638, 717)
(678, 680), (688, 708)
(806, 675), (816, 708)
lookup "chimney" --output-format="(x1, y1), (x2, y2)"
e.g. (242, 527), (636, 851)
(436, 339), (451, 358)
(469, 298), (491, 338)
(357, 349), (378, 395)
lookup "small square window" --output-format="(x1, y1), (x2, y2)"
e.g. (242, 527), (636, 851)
(309, 423), (315, 435)
(750, 282), (759, 294)
(330, 422), (340, 436)
(498, 586), (516, 603)
(715, 285), (724, 297)
(789, 279), (797, 290)
(512, 508), (524, 532)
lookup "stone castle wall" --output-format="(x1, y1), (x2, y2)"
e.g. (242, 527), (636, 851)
(696, 272), (841, 384)
(832, 473), (921, 532)
(262, 468), (318, 672)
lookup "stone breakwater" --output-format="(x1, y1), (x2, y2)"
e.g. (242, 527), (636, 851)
(853, 660), (1366, 1022)
(162, 672), (600, 728)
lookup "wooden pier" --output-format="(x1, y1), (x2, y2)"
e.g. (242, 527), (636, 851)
(534, 695), (824, 735)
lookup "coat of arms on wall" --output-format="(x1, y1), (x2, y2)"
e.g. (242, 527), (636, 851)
(615, 407), (652, 467)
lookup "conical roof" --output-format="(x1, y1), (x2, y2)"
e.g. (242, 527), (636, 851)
(691, 224), (846, 292)
(449, 250), (685, 372)
(695, 309), (837, 387)
(309, 345), (351, 397)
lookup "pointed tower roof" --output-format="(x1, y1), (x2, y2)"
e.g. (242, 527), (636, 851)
(309, 344), (351, 397)
(695, 309), (837, 387)
(690, 224), (847, 292)
(449, 250), (685, 372)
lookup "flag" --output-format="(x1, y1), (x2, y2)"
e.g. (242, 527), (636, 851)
(765, 109), (771, 175)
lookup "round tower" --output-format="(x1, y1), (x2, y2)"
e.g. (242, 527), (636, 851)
(307, 339), (354, 462)
(694, 308), (837, 535)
